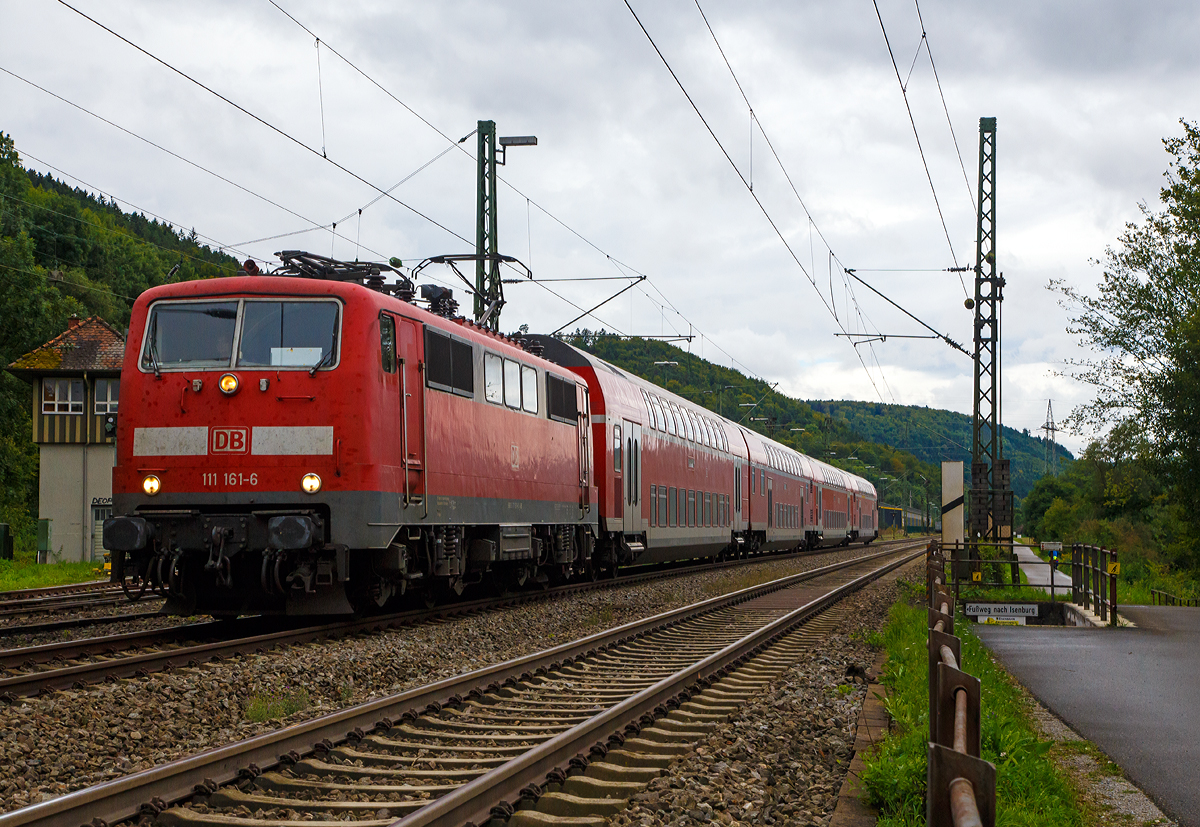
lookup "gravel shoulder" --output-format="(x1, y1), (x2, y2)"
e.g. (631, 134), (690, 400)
(0, 547), (884, 812)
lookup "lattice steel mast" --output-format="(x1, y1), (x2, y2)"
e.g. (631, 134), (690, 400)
(1041, 399), (1059, 477)
(475, 120), (501, 329)
(969, 117), (1012, 542)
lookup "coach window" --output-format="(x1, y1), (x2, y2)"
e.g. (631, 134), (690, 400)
(380, 315), (396, 373)
(651, 484), (658, 525)
(613, 424), (622, 472)
(660, 486), (668, 527)
(484, 353), (503, 403)
(424, 328), (474, 397)
(642, 391), (655, 430)
(669, 487), (677, 526)
(664, 403), (676, 436)
(688, 490), (696, 527)
(650, 396), (665, 431)
(751, 467), (756, 495)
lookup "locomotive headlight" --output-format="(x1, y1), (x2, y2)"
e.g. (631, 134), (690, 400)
(142, 474), (162, 496)
(300, 473), (322, 494)
(218, 373), (240, 395)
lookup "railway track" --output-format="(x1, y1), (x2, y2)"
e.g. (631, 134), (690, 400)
(0, 540), (923, 827)
(0, 580), (112, 602)
(0, 540), (915, 700)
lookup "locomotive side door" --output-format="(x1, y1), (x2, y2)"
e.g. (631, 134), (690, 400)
(622, 419), (642, 535)
(396, 316), (426, 505)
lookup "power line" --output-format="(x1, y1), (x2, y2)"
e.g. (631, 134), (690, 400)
(870, 0), (968, 296)
(625, 0), (895, 403)
(1, 189), (240, 275)
(913, 0), (976, 214)
(56, 0), (471, 249)
(0, 260), (141, 302)
(267, 0), (769, 378)
(16, 149), (249, 265)
(0, 65), (375, 262)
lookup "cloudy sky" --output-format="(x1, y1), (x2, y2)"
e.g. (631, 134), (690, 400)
(3, 1), (1195, 454)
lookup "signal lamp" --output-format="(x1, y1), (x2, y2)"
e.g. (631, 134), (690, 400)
(301, 473), (322, 494)
(142, 475), (161, 496)
(219, 373), (240, 395)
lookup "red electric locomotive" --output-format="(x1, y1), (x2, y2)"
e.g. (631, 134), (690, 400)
(104, 253), (877, 616)
(104, 254), (599, 616)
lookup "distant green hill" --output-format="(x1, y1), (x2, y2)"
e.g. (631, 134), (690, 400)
(807, 400), (1073, 502)
(560, 330), (1069, 507)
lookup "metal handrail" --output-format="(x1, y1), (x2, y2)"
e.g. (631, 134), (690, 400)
(926, 540), (996, 827)
(1071, 543), (1119, 625)
(1151, 588), (1199, 607)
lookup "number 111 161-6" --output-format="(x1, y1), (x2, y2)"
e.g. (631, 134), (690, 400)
(202, 472), (258, 486)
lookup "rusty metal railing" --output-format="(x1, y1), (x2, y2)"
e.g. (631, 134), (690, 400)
(1151, 588), (1198, 607)
(1071, 544), (1119, 625)
(926, 540), (996, 827)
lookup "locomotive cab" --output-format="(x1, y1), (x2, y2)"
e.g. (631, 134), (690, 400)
(105, 284), (365, 616)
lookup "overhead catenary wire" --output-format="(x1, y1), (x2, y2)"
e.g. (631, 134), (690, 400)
(55, 0), (473, 250)
(267, 0), (772, 380)
(0, 191), (241, 275)
(0, 65), (378, 263)
(871, 0), (969, 296)
(15, 149), (250, 265)
(913, 0), (976, 214)
(626, 0), (895, 403)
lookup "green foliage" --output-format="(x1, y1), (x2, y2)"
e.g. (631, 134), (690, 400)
(0, 130), (240, 536)
(863, 601), (1083, 827)
(1052, 120), (1200, 556)
(244, 687), (311, 722)
(806, 400), (1072, 503)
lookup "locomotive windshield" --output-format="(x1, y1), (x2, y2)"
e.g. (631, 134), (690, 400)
(140, 298), (340, 372)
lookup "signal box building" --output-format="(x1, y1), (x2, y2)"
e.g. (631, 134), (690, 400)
(6, 316), (124, 562)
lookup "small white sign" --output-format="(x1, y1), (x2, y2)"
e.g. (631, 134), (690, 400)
(965, 603), (1039, 617)
(1041, 542), (1063, 553)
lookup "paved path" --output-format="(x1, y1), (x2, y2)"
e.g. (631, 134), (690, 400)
(975, 605), (1200, 826)
(1013, 544), (1072, 595)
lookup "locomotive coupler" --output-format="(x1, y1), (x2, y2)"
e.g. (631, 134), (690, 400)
(205, 527), (234, 589)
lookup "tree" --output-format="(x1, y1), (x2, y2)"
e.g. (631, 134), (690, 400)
(1053, 120), (1200, 530)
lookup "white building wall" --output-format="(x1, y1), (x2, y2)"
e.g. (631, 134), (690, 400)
(38, 443), (115, 562)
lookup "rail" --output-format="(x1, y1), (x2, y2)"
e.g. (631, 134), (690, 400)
(1151, 588), (1198, 607)
(1071, 543), (1119, 624)
(926, 540), (996, 827)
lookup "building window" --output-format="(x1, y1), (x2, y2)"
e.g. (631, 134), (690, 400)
(42, 378), (84, 414)
(94, 378), (119, 414)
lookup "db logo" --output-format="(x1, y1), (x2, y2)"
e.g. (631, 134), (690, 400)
(210, 427), (249, 454)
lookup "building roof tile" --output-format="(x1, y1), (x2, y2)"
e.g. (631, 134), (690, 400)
(6, 316), (126, 375)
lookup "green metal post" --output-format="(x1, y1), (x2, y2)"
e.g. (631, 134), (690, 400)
(475, 120), (500, 330)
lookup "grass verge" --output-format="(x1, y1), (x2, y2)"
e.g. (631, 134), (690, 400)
(0, 557), (104, 591)
(861, 593), (1083, 827)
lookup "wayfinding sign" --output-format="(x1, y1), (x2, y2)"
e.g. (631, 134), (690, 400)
(965, 603), (1038, 626)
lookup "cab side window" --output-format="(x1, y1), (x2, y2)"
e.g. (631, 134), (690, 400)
(380, 315), (396, 373)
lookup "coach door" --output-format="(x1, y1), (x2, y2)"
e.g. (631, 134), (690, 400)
(622, 420), (642, 534)
(396, 316), (425, 507)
